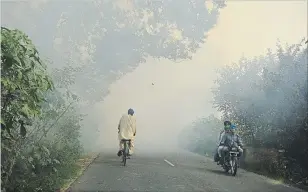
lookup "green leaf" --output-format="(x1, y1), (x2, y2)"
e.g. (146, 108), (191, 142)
(52, 167), (58, 173)
(33, 152), (41, 160)
(47, 158), (52, 164)
(53, 159), (61, 164)
(28, 156), (34, 163)
(41, 146), (50, 156)
(17, 70), (23, 80)
(5, 120), (14, 138)
(1, 78), (9, 87)
(20, 104), (31, 118)
(20, 121), (27, 137)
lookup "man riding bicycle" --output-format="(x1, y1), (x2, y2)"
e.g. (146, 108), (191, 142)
(218, 124), (243, 165)
(117, 108), (136, 157)
(214, 121), (231, 163)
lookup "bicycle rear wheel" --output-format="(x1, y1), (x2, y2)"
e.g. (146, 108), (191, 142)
(122, 142), (127, 166)
(123, 154), (126, 166)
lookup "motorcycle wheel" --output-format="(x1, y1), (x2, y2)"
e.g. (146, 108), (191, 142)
(231, 158), (238, 176)
(223, 163), (229, 173)
(222, 157), (229, 173)
(224, 167), (229, 173)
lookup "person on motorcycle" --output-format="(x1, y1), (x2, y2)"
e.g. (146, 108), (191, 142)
(117, 108), (136, 157)
(214, 121), (231, 163)
(218, 124), (243, 165)
(219, 121), (232, 143)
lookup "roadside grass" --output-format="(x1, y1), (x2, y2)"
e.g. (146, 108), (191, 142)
(242, 163), (308, 191)
(60, 153), (99, 192)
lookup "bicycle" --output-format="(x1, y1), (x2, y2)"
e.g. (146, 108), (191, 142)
(121, 139), (131, 166)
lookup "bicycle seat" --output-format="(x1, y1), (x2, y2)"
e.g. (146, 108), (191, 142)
(121, 139), (131, 142)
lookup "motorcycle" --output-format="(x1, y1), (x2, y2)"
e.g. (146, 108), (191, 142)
(221, 147), (240, 176)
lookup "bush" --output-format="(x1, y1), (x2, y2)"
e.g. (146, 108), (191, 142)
(241, 147), (287, 178)
(1, 27), (83, 192)
(212, 39), (308, 184)
(181, 39), (307, 185)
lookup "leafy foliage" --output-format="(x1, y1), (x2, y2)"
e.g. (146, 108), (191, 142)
(1, 27), (54, 190)
(180, 39), (307, 184)
(8, 96), (83, 192)
(1, 0), (226, 103)
(212, 39), (308, 183)
(1, 27), (53, 139)
(1, 1), (228, 190)
(1, 0), (227, 155)
(1, 27), (83, 192)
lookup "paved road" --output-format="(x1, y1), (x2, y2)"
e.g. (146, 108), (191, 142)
(69, 149), (304, 192)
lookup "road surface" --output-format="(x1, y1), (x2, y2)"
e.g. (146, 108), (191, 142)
(69, 150), (304, 192)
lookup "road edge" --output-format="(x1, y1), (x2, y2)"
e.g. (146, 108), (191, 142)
(201, 154), (308, 192)
(61, 153), (100, 192)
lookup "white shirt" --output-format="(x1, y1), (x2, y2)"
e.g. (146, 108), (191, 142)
(118, 114), (136, 140)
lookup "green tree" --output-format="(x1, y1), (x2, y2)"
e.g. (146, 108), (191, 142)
(1, 27), (83, 192)
(8, 89), (83, 192)
(212, 39), (308, 182)
(2, 0), (226, 102)
(2, 1), (227, 151)
(1, 27), (54, 189)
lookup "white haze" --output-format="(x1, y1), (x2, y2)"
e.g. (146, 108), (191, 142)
(92, 1), (307, 153)
(1, 1), (306, 154)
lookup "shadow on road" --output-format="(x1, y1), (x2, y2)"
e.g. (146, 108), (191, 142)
(205, 168), (245, 178)
(92, 158), (122, 166)
(205, 168), (229, 176)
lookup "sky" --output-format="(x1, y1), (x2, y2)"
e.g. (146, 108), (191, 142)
(94, 1), (307, 151)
